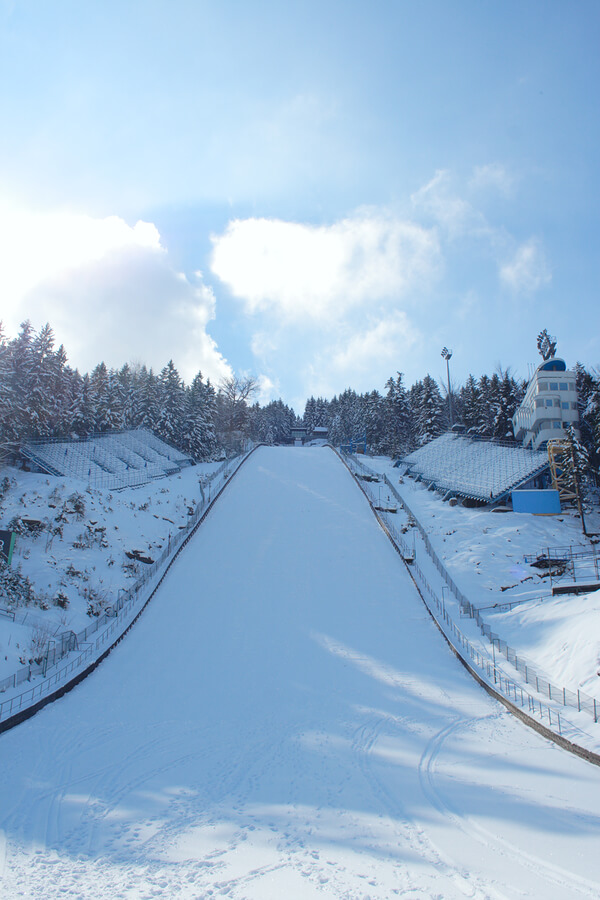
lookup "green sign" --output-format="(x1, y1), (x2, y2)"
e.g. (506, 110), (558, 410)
(0, 530), (15, 565)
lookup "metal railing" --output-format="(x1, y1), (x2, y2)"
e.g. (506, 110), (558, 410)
(524, 543), (600, 564)
(522, 543), (600, 590)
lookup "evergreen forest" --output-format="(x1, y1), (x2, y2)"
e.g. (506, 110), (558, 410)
(1, 321), (599, 473)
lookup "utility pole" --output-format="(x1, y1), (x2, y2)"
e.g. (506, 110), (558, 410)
(441, 347), (454, 427)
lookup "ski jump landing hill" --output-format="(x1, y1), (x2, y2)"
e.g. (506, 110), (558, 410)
(2, 440), (597, 758)
(2, 445), (600, 900)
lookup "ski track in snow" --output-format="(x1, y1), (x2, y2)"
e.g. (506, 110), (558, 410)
(418, 714), (600, 899)
(1, 446), (600, 898)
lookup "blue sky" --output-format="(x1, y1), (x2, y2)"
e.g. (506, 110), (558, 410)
(1, 0), (599, 411)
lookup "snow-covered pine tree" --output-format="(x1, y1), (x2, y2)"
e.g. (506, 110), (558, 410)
(90, 362), (117, 433)
(492, 369), (522, 441)
(50, 343), (73, 435)
(202, 378), (218, 456)
(117, 363), (135, 430)
(265, 399), (294, 444)
(6, 321), (35, 442)
(28, 323), (57, 439)
(563, 423), (591, 531)
(574, 362), (600, 473)
(156, 360), (186, 446)
(383, 373), (413, 456)
(106, 368), (126, 432)
(183, 371), (217, 459)
(363, 390), (386, 451)
(459, 374), (480, 433)
(411, 374), (444, 445)
(0, 322), (11, 448)
(69, 372), (96, 436)
(314, 397), (329, 428)
(474, 373), (497, 436)
(303, 397), (316, 435)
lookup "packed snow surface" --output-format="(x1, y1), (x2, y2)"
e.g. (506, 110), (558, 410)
(1, 446), (600, 899)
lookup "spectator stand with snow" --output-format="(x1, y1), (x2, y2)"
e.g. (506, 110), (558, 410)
(21, 428), (195, 491)
(0, 447), (257, 731)
(402, 431), (550, 503)
(341, 449), (600, 761)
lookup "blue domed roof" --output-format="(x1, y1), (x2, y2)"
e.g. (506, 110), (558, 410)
(538, 358), (566, 372)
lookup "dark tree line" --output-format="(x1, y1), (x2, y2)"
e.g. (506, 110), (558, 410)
(302, 368), (530, 457)
(0, 322), (301, 460)
(0, 322), (219, 459)
(2, 320), (599, 472)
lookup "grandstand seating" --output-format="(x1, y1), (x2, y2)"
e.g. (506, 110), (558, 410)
(21, 429), (194, 490)
(402, 433), (549, 502)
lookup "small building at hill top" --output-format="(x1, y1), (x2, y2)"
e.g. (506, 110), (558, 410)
(511, 358), (580, 451)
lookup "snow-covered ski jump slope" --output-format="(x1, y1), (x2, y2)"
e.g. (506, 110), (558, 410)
(1, 446), (600, 899)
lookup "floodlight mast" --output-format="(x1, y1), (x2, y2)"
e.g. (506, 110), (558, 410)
(441, 347), (454, 427)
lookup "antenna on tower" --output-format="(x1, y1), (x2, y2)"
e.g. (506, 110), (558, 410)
(537, 329), (557, 361)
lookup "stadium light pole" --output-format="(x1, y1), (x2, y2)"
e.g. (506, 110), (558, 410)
(441, 347), (454, 427)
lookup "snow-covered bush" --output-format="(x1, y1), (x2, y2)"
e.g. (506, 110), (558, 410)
(66, 492), (86, 520)
(8, 514), (46, 539)
(73, 524), (108, 550)
(53, 590), (70, 609)
(0, 559), (40, 609)
(26, 623), (53, 664)
(0, 476), (13, 503)
(84, 586), (109, 617)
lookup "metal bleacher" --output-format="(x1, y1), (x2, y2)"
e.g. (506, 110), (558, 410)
(21, 429), (195, 491)
(402, 432), (549, 503)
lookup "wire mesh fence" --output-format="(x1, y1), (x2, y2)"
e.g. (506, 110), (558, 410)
(459, 600), (599, 722)
(340, 451), (600, 732)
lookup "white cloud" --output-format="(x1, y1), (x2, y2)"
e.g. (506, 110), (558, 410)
(411, 170), (486, 239)
(251, 330), (280, 360)
(299, 312), (422, 401)
(499, 238), (551, 294)
(0, 206), (162, 308)
(469, 163), (514, 195)
(210, 211), (440, 322)
(329, 312), (419, 375)
(0, 201), (231, 384)
(255, 373), (278, 404)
